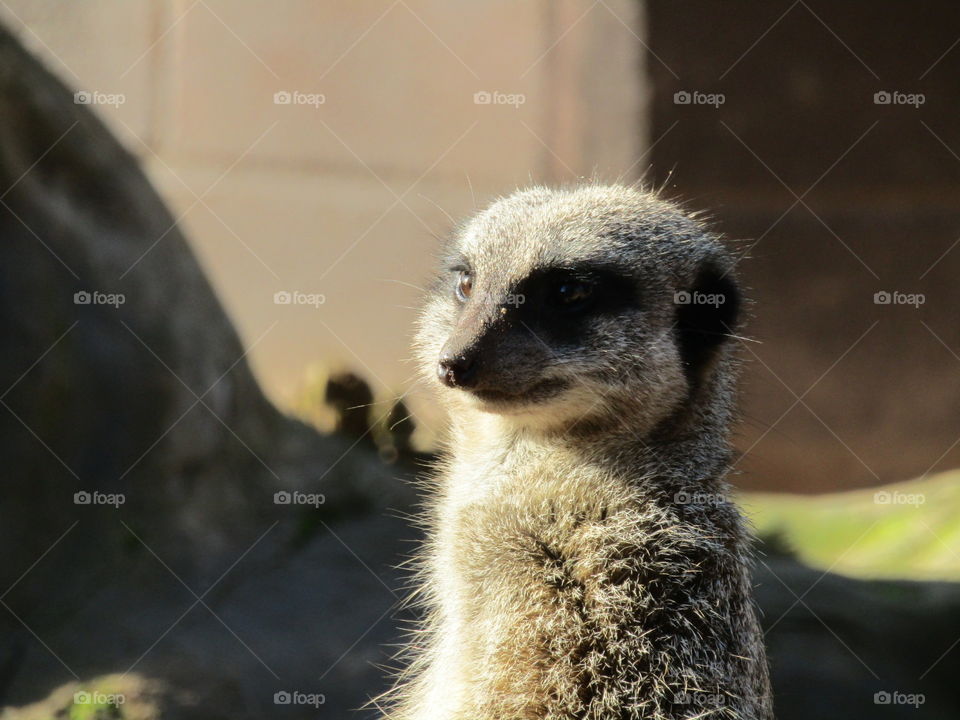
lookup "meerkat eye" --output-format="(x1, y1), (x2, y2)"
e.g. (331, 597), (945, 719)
(455, 270), (473, 301)
(552, 279), (594, 311)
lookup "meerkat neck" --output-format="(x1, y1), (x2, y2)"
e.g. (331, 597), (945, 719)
(445, 398), (733, 503)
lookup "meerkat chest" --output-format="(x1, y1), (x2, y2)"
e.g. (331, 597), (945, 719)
(432, 460), (720, 715)
(435, 454), (658, 615)
(426, 444), (754, 719)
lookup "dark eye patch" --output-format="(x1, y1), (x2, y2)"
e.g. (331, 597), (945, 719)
(516, 263), (639, 344)
(519, 264), (639, 314)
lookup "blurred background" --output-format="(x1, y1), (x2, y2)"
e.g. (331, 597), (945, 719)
(1, 1), (959, 718)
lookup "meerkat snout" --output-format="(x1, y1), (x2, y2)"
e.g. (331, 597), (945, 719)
(436, 347), (477, 388)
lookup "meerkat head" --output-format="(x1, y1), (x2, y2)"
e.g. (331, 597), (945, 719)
(415, 184), (741, 436)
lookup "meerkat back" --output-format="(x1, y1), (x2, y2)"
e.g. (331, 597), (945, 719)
(383, 184), (773, 720)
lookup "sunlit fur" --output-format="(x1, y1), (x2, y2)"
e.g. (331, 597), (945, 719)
(382, 183), (773, 719)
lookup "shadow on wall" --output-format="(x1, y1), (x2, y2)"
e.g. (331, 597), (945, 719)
(647, 0), (960, 494)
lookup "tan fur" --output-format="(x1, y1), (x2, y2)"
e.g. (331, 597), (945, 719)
(382, 183), (773, 719)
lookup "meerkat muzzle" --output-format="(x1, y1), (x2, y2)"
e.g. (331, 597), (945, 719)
(437, 349), (478, 388)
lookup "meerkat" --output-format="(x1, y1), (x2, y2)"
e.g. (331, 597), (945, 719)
(384, 183), (773, 719)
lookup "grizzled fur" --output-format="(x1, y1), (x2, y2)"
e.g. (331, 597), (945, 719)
(382, 184), (773, 719)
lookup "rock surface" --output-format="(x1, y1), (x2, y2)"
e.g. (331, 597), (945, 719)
(0, 22), (415, 719)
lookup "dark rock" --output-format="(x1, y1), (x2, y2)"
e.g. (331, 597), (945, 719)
(757, 557), (960, 719)
(0, 21), (417, 719)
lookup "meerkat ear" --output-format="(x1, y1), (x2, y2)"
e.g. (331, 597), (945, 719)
(674, 260), (740, 384)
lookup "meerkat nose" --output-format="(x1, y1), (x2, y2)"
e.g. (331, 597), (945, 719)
(437, 351), (477, 388)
